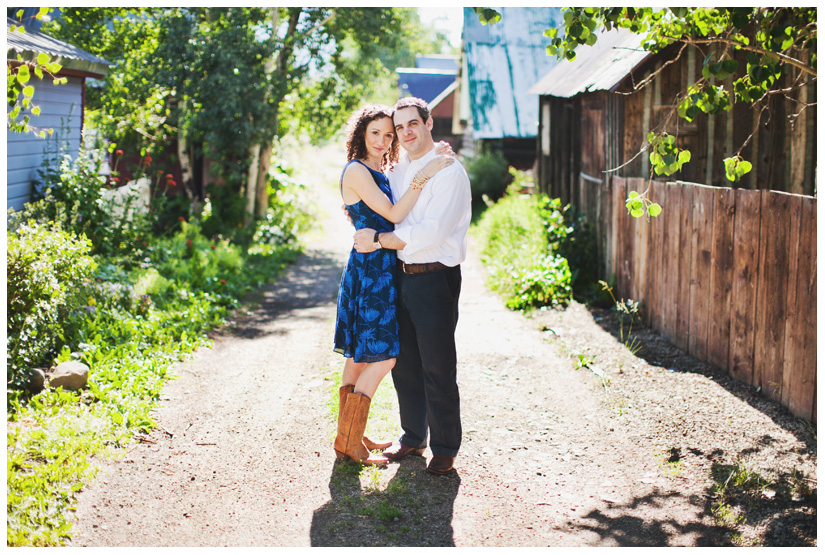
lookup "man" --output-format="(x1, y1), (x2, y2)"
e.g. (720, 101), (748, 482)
(353, 96), (472, 475)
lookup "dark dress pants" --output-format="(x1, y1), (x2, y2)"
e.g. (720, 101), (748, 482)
(391, 265), (462, 458)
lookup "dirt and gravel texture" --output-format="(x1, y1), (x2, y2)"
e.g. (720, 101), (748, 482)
(69, 144), (816, 547)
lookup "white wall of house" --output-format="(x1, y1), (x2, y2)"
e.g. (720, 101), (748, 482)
(6, 75), (83, 211)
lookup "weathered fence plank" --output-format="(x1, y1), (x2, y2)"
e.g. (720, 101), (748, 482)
(688, 185), (714, 361)
(615, 178), (632, 299)
(782, 197), (817, 421)
(660, 182), (683, 344)
(645, 180), (664, 329)
(707, 188), (736, 369)
(675, 183), (693, 352)
(754, 191), (792, 402)
(781, 194), (803, 409)
(631, 178), (649, 305)
(728, 189), (762, 385)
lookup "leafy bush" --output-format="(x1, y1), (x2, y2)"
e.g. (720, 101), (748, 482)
(464, 147), (511, 206)
(6, 142), (310, 545)
(535, 196), (599, 293)
(6, 223), (97, 388)
(474, 193), (572, 310)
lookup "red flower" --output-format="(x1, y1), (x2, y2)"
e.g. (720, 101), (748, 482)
(186, 239), (193, 247)
(115, 149), (124, 156)
(166, 173), (174, 179)
(220, 279), (227, 285)
(157, 170), (164, 175)
(210, 244), (215, 250)
(167, 179), (177, 187)
(112, 177), (120, 183)
(144, 156), (153, 163)
(179, 216), (186, 222)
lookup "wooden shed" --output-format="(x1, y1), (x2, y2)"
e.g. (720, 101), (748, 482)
(6, 17), (111, 211)
(531, 27), (817, 203)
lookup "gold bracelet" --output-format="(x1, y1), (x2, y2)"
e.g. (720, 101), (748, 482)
(411, 170), (429, 190)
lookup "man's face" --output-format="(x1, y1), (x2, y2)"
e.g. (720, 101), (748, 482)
(393, 106), (433, 159)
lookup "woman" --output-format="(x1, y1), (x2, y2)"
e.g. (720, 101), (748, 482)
(333, 104), (454, 465)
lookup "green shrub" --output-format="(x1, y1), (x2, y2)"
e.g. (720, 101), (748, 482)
(535, 196), (599, 293)
(6, 223), (97, 387)
(474, 193), (572, 310)
(464, 147), (511, 206)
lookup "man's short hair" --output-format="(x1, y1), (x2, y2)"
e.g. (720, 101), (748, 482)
(394, 96), (431, 124)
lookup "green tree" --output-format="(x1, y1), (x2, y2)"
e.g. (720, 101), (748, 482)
(45, 7), (411, 229)
(475, 7), (817, 216)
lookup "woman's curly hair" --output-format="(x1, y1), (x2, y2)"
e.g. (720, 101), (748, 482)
(344, 104), (400, 169)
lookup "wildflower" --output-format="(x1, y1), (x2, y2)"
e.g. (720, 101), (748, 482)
(112, 177), (120, 183)
(187, 239), (193, 247)
(179, 216), (186, 222)
(145, 156), (153, 163)
(210, 244), (215, 250)
(168, 179), (177, 187)
(157, 170), (164, 175)
(220, 279), (227, 285)
(166, 173), (174, 179)
(116, 149), (124, 156)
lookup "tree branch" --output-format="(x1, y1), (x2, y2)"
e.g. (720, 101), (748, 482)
(661, 35), (816, 77)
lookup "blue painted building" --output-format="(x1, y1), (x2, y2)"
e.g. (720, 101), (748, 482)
(6, 17), (110, 211)
(396, 54), (459, 104)
(461, 7), (562, 168)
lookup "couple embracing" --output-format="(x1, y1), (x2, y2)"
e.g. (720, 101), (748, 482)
(333, 96), (472, 475)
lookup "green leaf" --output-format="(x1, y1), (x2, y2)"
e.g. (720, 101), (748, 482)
(22, 86), (34, 98)
(32, 105), (41, 116)
(37, 53), (50, 66)
(630, 207), (645, 218)
(16, 8), (23, 18)
(628, 190), (639, 199)
(16, 65), (30, 84)
(647, 203), (662, 217)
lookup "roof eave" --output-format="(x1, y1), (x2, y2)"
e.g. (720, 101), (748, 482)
(7, 52), (110, 79)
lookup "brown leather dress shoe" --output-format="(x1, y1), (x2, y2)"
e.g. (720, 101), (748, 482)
(383, 443), (426, 461)
(426, 455), (455, 475)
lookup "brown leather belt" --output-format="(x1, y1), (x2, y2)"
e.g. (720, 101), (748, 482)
(397, 260), (448, 275)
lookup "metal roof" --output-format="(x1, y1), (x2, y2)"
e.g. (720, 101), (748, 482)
(415, 54), (459, 72)
(529, 27), (651, 97)
(397, 68), (458, 104)
(7, 17), (111, 78)
(463, 6), (562, 139)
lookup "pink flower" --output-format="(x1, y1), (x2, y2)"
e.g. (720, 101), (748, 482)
(115, 149), (124, 156)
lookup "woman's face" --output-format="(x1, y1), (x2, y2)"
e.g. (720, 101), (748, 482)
(363, 117), (395, 160)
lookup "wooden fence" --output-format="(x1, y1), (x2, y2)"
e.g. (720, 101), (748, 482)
(579, 176), (816, 423)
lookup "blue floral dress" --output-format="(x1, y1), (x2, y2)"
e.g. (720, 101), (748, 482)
(333, 160), (400, 363)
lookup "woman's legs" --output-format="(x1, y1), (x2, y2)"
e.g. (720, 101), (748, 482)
(336, 357), (395, 461)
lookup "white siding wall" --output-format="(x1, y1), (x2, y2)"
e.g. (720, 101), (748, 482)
(6, 75), (83, 211)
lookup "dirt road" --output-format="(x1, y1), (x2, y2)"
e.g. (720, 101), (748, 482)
(69, 144), (816, 547)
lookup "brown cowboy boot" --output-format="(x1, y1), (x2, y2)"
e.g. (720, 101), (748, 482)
(339, 384), (391, 451)
(334, 392), (387, 465)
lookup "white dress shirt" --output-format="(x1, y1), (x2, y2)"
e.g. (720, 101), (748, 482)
(387, 147), (472, 266)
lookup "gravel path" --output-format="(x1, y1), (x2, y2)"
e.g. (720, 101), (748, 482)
(69, 144), (816, 547)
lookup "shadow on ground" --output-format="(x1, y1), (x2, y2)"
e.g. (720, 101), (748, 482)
(586, 305), (816, 451)
(310, 457), (460, 547)
(217, 249), (345, 340)
(553, 487), (730, 546)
